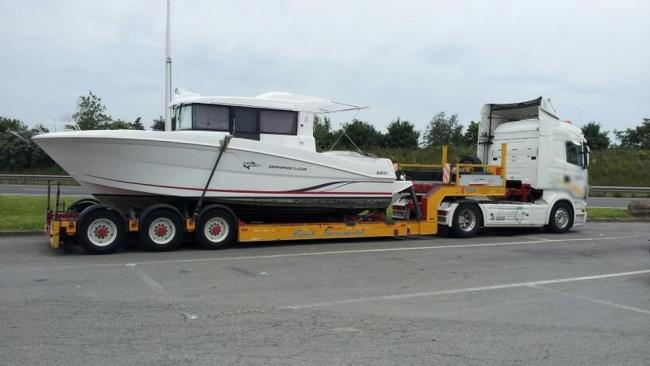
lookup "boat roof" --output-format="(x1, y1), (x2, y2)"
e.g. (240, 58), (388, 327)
(171, 90), (339, 113)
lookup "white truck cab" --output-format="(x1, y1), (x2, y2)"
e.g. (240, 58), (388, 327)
(439, 97), (588, 235)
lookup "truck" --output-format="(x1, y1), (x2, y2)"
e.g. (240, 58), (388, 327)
(45, 96), (588, 253)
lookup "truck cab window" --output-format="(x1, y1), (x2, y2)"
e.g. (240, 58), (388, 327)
(565, 141), (583, 167)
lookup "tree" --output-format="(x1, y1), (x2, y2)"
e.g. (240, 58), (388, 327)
(72, 91), (112, 130)
(383, 118), (420, 149)
(131, 117), (145, 130)
(152, 116), (165, 131)
(580, 122), (610, 150)
(0, 116), (56, 172)
(0, 116), (27, 133)
(104, 119), (133, 130)
(337, 119), (383, 149)
(463, 121), (479, 146)
(313, 115), (335, 150)
(615, 119), (650, 149)
(423, 112), (464, 148)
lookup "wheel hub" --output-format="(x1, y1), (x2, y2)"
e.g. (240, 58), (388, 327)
(210, 224), (222, 236)
(95, 225), (108, 239)
(155, 224), (168, 237)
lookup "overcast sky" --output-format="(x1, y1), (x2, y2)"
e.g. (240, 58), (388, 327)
(0, 0), (648, 134)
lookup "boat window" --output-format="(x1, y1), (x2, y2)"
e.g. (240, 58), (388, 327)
(177, 105), (193, 130)
(565, 141), (583, 167)
(193, 104), (230, 131)
(260, 110), (298, 135)
(233, 107), (260, 140)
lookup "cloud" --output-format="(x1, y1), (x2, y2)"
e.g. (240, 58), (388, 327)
(0, 0), (648, 133)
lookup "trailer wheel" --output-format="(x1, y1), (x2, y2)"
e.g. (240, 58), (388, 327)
(547, 202), (573, 233)
(451, 203), (481, 238)
(196, 208), (236, 250)
(78, 208), (125, 254)
(139, 208), (183, 251)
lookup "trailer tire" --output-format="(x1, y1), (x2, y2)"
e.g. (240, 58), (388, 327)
(139, 208), (183, 251)
(196, 208), (236, 250)
(68, 198), (100, 213)
(451, 203), (481, 238)
(78, 208), (125, 254)
(547, 202), (573, 233)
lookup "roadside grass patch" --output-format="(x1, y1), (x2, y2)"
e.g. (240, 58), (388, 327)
(586, 207), (632, 220)
(0, 195), (76, 231)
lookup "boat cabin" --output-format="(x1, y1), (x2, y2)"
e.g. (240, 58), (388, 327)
(170, 91), (336, 151)
(173, 103), (298, 141)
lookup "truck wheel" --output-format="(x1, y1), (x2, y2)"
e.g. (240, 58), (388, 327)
(452, 203), (481, 238)
(139, 208), (183, 251)
(547, 202), (573, 233)
(196, 208), (236, 250)
(78, 208), (125, 254)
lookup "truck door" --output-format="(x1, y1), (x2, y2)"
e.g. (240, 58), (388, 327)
(563, 141), (587, 198)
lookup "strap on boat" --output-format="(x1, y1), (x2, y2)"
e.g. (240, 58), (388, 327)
(410, 185), (422, 220)
(193, 134), (232, 219)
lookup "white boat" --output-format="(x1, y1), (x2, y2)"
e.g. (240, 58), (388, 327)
(34, 91), (410, 219)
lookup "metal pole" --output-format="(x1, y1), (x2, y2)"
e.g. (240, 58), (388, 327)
(164, 0), (172, 131)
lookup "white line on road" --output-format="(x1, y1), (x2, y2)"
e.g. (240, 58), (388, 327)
(126, 263), (167, 295)
(1, 235), (638, 272)
(528, 284), (650, 315)
(281, 269), (650, 310)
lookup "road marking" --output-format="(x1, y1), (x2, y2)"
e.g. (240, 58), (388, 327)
(126, 263), (167, 295)
(281, 268), (650, 310)
(527, 236), (554, 242)
(0, 235), (637, 272)
(529, 284), (650, 315)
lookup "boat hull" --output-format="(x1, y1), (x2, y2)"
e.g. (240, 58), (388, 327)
(34, 130), (398, 217)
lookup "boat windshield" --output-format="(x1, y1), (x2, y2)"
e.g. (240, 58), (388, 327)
(173, 103), (298, 138)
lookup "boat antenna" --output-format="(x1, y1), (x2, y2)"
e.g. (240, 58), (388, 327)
(164, 0), (172, 131)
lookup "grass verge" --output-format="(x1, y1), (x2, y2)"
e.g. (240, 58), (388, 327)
(586, 207), (633, 220)
(0, 195), (77, 231)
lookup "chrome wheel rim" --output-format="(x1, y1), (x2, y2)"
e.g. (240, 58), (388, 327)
(87, 218), (118, 247)
(554, 208), (569, 229)
(148, 217), (176, 245)
(458, 208), (477, 232)
(204, 217), (229, 243)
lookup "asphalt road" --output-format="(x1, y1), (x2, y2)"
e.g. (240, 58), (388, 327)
(1, 223), (649, 365)
(0, 184), (647, 208)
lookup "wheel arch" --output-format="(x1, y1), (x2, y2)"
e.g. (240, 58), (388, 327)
(442, 198), (484, 228)
(198, 203), (238, 222)
(77, 203), (127, 235)
(139, 203), (184, 222)
(543, 194), (576, 225)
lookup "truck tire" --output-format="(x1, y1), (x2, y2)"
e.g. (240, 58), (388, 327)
(451, 203), (482, 238)
(78, 208), (125, 254)
(139, 208), (184, 251)
(196, 208), (237, 250)
(546, 202), (573, 233)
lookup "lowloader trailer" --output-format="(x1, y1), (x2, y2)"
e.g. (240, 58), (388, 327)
(45, 97), (588, 254)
